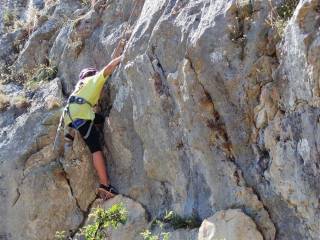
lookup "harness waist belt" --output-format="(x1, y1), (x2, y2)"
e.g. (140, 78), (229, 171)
(68, 96), (93, 107)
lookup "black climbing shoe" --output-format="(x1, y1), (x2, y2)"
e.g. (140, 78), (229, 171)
(96, 184), (119, 200)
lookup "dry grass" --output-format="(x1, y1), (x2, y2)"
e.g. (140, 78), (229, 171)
(12, 95), (30, 109)
(46, 96), (62, 110)
(0, 93), (10, 112)
(0, 92), (30, 111)
(266, 0), (300, 37)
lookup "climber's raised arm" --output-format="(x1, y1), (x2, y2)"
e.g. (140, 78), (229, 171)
(102, 39), (127, 78)
(112, 39), (126, 59)
(102, 55), (122, 78)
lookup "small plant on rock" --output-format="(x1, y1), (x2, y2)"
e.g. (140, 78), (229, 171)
(55, 203), (128, 240)
(141, 210), (201, 240)
(141, 229), (170, 240)
(141, 220), (170, 240)
(0, 92), (30, 111)
(0, 93), (10, 112)
(31, 65), (58, 82)
(81, 203), (128, 240)
(276, 0), (300, 20)
(3, 9), (16, 28)
(12, 95), (30, 109)
(54, 231), (67, 240)
(24, 64), (58, 90)
(162, 210), (201, 229)
(266, 0), (300, 37)
(80, 0), (91, 7)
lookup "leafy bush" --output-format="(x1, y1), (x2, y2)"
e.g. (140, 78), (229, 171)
(55, 203), (127, 240)
(81, 203), (128, 240)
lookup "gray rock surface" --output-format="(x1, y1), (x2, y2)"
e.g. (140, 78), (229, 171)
(0, 0), (319, 239)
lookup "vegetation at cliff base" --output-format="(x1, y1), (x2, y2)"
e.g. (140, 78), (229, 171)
(55, 203), (128, 240)
(141, 210), (201, 240)
(81, 203), (128, 240)
(162, 210), (201, 229)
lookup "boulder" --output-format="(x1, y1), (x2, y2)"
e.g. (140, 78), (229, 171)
(198, 209), (263, 240)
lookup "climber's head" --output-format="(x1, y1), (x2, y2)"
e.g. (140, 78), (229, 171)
(79, 67), (98, 80)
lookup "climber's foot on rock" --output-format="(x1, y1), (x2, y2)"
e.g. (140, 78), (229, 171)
(96, 184), (119, 200)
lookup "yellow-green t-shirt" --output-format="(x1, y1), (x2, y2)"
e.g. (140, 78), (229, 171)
(64, 70), (108, 126)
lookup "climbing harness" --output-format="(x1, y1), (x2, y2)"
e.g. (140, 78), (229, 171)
(52, 95), (94, 151)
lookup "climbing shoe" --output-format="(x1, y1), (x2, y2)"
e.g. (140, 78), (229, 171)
(96, 184), (119, 200)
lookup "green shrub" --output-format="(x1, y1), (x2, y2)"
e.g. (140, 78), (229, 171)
(81, 203), (128, 240)
(55, 203), (128, 240)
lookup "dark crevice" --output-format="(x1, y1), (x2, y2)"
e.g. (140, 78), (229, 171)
(56, 160), (83, 211)
(56, 160), (97, 238)
(148, 53), (171, 97)
(11, 188), (21, 207)
(70, 196), (98, 238)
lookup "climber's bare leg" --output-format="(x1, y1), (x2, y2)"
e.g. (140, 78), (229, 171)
(92, 151), (110, 185)
(92, 151), (114, 200)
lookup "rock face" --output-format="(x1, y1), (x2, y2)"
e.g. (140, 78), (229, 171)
(0, 0), (319, 239)
(198, 209), (263, 240)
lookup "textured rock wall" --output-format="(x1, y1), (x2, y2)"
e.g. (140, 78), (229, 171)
(0, 0), (319, 239)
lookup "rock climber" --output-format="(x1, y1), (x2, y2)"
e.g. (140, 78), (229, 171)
(63, 39), (126, 200)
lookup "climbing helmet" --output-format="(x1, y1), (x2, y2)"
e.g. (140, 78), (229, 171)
(79, 67), (98, 80)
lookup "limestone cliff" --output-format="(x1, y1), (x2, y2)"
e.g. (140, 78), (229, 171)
(0, 0), (319, 239)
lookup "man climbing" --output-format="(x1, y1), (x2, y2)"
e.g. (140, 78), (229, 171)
(63, 39), (126, 200)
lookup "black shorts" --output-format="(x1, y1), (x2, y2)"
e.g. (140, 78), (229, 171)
(69, 113), (104, 153)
